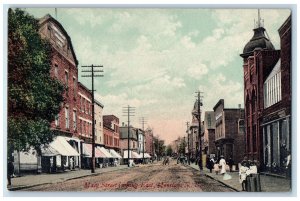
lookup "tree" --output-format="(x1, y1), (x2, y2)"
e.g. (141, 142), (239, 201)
(8, 9), (64, 155)
(166, 145), (173, 156)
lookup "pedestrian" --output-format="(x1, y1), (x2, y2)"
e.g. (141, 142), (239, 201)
(228, 157), (234, 172)
(206, 155), (210, 169)
(219, 155), (226, 175)
(70, 157), (74, 170)
(208, 157), (215, 173)
(7, 160), (14, 186)
(239, 156), (250, 191)
(286, 151), (291, 178)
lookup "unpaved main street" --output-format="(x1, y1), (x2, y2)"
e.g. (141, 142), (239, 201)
(25, 160), (235, 192)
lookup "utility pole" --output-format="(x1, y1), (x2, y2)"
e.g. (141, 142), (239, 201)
(122, 106), (135, 167)
(195, 91), (204, 170)
(186, 121), (190, 165)
(81, 64), (104, 173)
(139, 117), (147, 164)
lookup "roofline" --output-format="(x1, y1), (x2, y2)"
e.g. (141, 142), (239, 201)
(213, 99), (224, 111)
(278, 15), (291, 33)
(39, 14), (79, 66)
(78, 82), (92, 95)
(103, 114), (119, 120)
(94, 99), (104, 108)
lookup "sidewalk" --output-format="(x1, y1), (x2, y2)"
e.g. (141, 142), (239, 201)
(189, 163), (291, 192)
(7, 165), (129, 191)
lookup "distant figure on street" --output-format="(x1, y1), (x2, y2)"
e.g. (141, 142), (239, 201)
(228, 157), (234, 172)
(219, 155), (226, 175)
(286, 151), (291, 178)
(206, 156), (210, 169)
(163, 156), (169, 165)
(7, 160), (14, 186)
(239, 156), (250, 191)
(208, 157), (215, 173)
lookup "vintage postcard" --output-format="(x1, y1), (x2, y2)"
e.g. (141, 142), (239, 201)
(6, 7), (292, 193)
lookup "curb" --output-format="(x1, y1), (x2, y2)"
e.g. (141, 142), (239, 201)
(187, 164), (240, 192)
(8, 166), (130, 191)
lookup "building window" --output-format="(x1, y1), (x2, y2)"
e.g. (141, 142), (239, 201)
(65, 107), (69, 129)
(83, 99), (86, 113)
(80, 96), (83, 111)
(264, 71), (281, 108)
(55, 114), (60, 127)
(65, 71), (68, 88)
(73, 111), (77, 131)
(79, 119), (82, 134)
(73, 77), (76, 97)
(54, 64), (58, 78)
(238, 119), (245, 134)
(207, 114), (211, 127)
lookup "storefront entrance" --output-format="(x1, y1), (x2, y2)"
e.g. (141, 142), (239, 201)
(262, 117), (290, 175)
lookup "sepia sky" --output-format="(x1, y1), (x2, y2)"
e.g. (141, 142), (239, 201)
(25, 8), (290, 144)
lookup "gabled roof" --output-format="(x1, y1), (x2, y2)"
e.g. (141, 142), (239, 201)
(39, 14), (79, 66)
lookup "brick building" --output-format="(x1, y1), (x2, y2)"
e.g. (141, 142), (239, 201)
(213, 99), (245, 164)
(203, 111), (216, 157)
(119, 125), (138, 155)
(240, 15), (291, 175)
(103, 115), (120, 151)
(144, 128), (154, 156)
(77, 82), (93, 143)
(39, 14), (79, 138)
(261, 16), (291, 175)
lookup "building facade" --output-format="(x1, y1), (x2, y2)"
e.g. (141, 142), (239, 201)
(203, 111), (216, 156)
(103, 115), (120, 151)
(213, 99), (245, 164)
(137, 128), (145, 155)
(77, 82), (93, 143)
(260, 16), (291, 175)
(119, 125), (138, 155)
(240, 15), (291, 175)
(144, 128), (154, 156)
(94, 100), (104, 146)
(39, 14), (79, 138)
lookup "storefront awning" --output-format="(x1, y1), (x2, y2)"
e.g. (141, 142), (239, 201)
(50, 136), (80, 156)
(123, 150), (140, 159)
(83, 143), (106, 158)
(144, 153), (151, 158)
(99, 147), (113, 158)
(41, 144), (60, 156)
(108, 149), (122, 159)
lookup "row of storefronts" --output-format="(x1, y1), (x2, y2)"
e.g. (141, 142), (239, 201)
(13, 136), (152, 175)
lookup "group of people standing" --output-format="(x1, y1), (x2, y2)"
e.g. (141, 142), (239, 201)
(206, 155), (234, 174)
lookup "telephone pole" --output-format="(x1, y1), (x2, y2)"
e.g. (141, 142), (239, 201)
(186, 121), (190, 165)
(139, 117), (147, 164)
(195, 91), (204, 170)
(122, 106), (135, 167)
(81, 64), (103, 173)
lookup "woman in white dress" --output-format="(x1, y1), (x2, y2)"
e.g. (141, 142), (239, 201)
(219, 155), (226, 175)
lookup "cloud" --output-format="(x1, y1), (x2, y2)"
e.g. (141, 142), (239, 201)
(199, 73), (244, 112)
(187, 63), (208, 79)
(27, 8), (291, 145)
